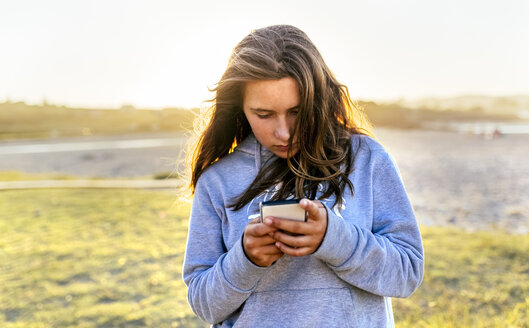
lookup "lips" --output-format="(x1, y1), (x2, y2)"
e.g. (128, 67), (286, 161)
(275, 145), (289, 152)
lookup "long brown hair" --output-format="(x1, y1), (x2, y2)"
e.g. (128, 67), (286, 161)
(189, 25), (374, 209)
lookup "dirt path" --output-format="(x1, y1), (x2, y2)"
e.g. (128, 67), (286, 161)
(0, 132), (188, 178)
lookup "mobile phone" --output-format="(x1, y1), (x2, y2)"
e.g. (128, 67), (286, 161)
(259, 199), (307, 223)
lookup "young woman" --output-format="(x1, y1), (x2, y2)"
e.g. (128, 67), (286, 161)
(183, 25), (424, 327)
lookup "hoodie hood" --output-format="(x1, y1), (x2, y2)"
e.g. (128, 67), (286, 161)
(234, 133), (276, 171)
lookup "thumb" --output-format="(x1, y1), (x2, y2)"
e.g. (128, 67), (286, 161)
(299, 198), (323, 220)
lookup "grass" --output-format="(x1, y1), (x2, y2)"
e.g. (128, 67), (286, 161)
(393, 227), (529, 327)
(0, 188), (207, 328)
(0, 102), (197, 141)
(0, 171), (80, 182)
(0, 186), (528, 327)
(0, 170), (182, 182)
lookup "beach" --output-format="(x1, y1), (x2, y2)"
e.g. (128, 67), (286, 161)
(1, 128), (527, 233)
(376, 128), (529, 234)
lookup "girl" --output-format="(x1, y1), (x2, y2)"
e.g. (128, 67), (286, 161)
(183, 25), (424, 327)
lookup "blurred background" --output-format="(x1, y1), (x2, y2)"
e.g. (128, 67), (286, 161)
(1, 0), (528, 327)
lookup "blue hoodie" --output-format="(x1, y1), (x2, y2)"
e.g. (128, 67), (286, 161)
(183, 133), (424, 327)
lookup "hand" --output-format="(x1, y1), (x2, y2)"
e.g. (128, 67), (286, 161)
(264, 198), (328, 257)
(243, 218), (284, 267)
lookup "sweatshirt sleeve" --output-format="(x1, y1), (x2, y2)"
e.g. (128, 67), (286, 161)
(182, 174), (270, 324)
(312, 150), (424, 298)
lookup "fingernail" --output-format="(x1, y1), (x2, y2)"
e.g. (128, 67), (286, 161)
(264, 218), (273, 225)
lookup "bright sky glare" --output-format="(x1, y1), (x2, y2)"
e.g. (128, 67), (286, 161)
(1, 0), (528, 109)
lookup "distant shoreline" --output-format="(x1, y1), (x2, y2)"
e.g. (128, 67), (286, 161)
(419, 120), (529, 135)
(3, 100), (528, 141)
(0, 128), (527, 234)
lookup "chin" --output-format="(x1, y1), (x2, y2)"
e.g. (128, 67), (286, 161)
(273, 150), (297, 159)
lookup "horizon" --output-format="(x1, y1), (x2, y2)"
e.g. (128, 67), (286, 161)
(3, 93), (529, 112)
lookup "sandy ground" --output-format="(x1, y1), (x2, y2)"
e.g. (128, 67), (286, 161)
(375, 128), (529, 234)
(0, 132), (188, 178)
(0, 129), (527, 233)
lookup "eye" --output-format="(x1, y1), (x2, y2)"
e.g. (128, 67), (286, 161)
(256, 113), (272, 119)
(288, 110), (299, 116)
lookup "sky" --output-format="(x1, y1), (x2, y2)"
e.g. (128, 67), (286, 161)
(1, 0), (528, 109)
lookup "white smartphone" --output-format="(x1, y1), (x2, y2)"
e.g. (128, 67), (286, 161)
(260, 199), (307, 223)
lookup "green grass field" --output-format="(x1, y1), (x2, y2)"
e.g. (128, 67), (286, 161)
(0, 185), (528, 327)
(0, 102), (197, 141)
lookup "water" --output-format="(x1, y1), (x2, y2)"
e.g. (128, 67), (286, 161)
(422, 121), (529, 135)
(0, 137), (187, 155)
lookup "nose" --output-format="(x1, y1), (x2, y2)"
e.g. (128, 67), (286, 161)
(274, 117), (291, 142)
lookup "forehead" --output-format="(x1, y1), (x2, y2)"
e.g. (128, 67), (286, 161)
(243, 77), (300, 110)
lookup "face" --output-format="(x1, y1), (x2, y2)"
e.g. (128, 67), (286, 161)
(243, 77), (300, 158)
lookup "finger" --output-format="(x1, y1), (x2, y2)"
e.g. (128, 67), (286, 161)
(259, 244), (284, 255)
(248, 217), (261, 224)
(272, 231), (312, 248)
(299, 198), (325, 221)
(257, 235), (282, 247)
(247, 222), (279, 237)
(245, 232), (280, 247)
(264, 217), (312, 235)
(275, 242), (313, 257)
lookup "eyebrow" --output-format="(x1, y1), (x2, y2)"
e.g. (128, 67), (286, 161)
(249, 105), (299, 112)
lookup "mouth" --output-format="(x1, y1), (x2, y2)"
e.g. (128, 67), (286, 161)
(274, 144), (297, 152)
(274, 145), (289, 152)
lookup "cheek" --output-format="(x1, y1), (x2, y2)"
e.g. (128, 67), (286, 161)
(247, 119), (273, 141)
(251, 121), (271, 137)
